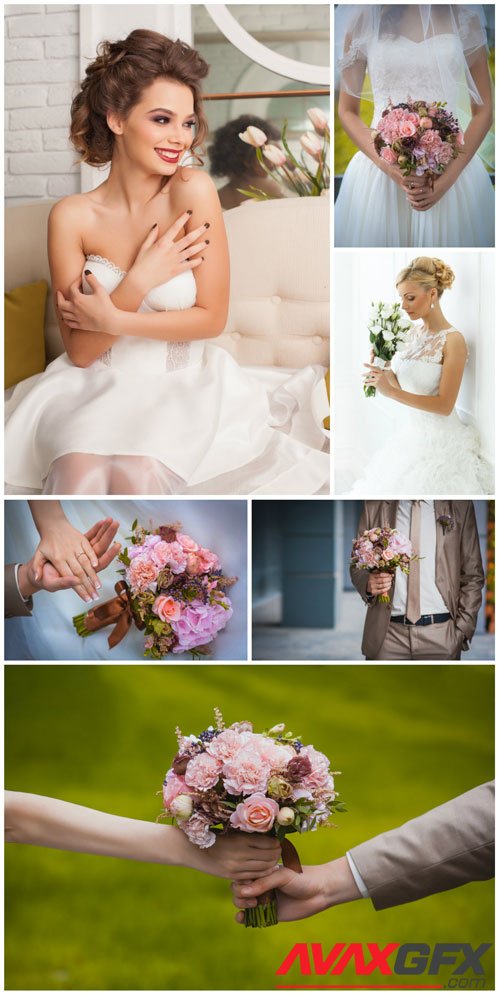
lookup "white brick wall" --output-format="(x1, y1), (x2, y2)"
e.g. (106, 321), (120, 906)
(5, 4), (80, 204)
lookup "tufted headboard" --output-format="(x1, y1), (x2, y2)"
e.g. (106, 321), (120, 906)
(5, 193), (329, 369)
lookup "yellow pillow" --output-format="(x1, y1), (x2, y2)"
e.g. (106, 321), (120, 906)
(5, 279), (48, 389)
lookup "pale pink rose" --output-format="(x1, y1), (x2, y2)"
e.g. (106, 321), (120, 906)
(185, 752), (222, 791)
(163, 771), (189, 809)
(186, 552), (203, 575)
(380, 146), (397, 165)
(223, 746), (271, 796)
(127, 555), (159, 593)
(399, 120), (417, 138)
(239, 125), (267, 147)
(153, 595), (182, 623)
(382, 548), (394, 561)
(177, 533), (199, 553)
(263, 144), (287, 167)
(180, 812), (216, 848)
(229, 793), (279, 833)
(420, 117), (433, 129)
(407, 112), (421, 127)
(206, 728), (252, 763)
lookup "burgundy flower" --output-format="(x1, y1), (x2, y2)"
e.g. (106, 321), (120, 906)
(287, 754), (313, 782)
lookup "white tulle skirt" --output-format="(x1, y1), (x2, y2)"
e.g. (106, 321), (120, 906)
(335, 152), (494, 248)
(350, 410), (494, 496)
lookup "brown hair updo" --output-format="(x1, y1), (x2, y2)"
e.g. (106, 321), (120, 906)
(396, 256), (455, 298)
(70, 29), (209, 167)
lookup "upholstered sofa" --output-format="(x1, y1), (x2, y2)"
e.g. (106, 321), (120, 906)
(5, 194), (329, 368)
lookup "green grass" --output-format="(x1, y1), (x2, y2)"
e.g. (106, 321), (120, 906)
(5, 664), (494, 990)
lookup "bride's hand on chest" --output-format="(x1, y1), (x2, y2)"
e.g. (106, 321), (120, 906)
(56, 274), (120, 335)
(128, 210), (209, 294)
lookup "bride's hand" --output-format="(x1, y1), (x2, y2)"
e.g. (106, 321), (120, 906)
(128, 211), (209, 294)
(186, 831), (281, 881)
(32, 519), (103, 603)
(56, 275), (120, 334)
(380, 161), (429, 195)
(363, 363), (394, 396)
(406, 172), (452, 211)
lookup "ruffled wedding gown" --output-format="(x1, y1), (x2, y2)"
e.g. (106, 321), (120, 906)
(5, 257), (329, 495)
(335, 33), (495, 247)
(351, 326), (493, 495)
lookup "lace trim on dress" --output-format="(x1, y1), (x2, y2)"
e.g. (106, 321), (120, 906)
(86, 254), (126, 278)
(398, 326), (460, 364)
(166, 341), (191, 371)
(339, 44), (365, 70)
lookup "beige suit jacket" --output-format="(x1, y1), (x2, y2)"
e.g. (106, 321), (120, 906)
(350, 500), (485, 659)
(5, 564), (33, 618)
(350, 781), (494, 910)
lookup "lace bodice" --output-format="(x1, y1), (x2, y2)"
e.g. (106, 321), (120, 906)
(367, 33), (464, 123)
(83, 255), (199, 373)
(392, 324), (464, 413)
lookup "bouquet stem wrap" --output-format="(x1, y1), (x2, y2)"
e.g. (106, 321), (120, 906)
(245, 836), (303, 929)
(72, 581), (144, 650)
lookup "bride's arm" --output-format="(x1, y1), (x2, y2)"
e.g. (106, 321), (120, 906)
(48, 198), (119, 368)
(58, 171), (230, 342)
(365, 332), (467, 416)
(5, 792), (280, 881)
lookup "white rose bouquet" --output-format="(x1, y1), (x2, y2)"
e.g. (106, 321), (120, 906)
(364, 301), (412, 397)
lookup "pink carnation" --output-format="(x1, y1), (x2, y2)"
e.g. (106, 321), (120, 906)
(180, 812), (216, 849)
(185, 752), (222, 791)
(230, 793), (279, 833)
(126, 555), (159, 593)
(162, 771), (189, 809)
(206, 728), (252, 762)
(223, 746), (271, 795)
(177, 533), (199, 553)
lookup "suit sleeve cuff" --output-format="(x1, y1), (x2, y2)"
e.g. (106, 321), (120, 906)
(346, 850), (369, 898)
(14, 564), (34, 611)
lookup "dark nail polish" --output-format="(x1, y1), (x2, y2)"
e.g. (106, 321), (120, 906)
(204, 222), (210, 229)
(84, 269), (91, 275)
(201, 256), (205, 261)
(151, 223), (158, 230)
(187, 210), (193, 215)
(205, 239), (210, 245)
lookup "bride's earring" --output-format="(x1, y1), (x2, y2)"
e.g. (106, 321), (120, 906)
(430, 303), (435, 309)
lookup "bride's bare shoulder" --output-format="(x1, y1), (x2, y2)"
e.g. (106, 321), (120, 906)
(48, 193), (95, 231)
(168, 166), (220, 209)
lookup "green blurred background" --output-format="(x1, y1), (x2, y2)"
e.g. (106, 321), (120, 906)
(5, 664), (494, 990)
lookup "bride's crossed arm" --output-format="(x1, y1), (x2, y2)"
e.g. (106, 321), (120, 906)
(5, 791), (280, 882)
(54, 170), (229, 354)
(364, 332), (468, 416)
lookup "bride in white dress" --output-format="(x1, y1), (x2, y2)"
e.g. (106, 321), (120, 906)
(354, 257), (493, 495)
(5, 29), (328, 496)
(335, 4), (494, 247)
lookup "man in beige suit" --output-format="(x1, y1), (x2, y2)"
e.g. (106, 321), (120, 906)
(350, 500), (484, 660)
(5, 520), (120, 618)
(232, 781), (494, 919)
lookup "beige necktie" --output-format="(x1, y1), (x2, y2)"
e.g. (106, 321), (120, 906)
(406, 501), (421, 623)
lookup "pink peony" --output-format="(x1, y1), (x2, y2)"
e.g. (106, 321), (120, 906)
(163, 771), (189, 809)
(185, 752), (222, 791)
(230, 793), (280, 833)
(171, 598), (232, 654)
(206, 728), (252, 763)
(127, 555), (159, 593)
(177, 533), (199, 553)
(223, 746), (271, 795)
(180, 812), (216, 848)
(153, 595), (182, 623)
(380, 146), (397, 165)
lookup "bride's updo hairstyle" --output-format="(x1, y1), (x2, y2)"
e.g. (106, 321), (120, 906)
(396, 257), (455, 298)
(70, 29), (209, 167)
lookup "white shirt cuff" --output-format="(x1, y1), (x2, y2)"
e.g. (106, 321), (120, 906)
(346, 850), (369, 898)
(14, 563), (31, 603)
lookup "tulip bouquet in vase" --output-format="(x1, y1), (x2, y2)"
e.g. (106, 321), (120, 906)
(373, 99), (464, 186)
(160, 709), (345, 927)
(351, 527), (418, 603)
(364, 301), (412, 397)
(238, 107), (330, 199)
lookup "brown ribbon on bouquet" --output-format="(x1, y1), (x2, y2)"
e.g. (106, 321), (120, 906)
(72, 580), (144, 649)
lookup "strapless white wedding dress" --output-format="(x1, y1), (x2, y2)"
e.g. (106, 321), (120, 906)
(5, 257), (329, 495)
(336, 33), (494, 247)
(352, 326), (493, 495)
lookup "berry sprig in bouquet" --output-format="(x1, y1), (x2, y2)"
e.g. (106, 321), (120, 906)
(364, 301), (412, 397)
(73, 522), (236, 658)
(373, 99), (464, 181)
(160, 709), (345, 927)
(351, 527), (417, 603)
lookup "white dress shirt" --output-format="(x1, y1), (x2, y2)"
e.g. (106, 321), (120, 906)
(392, 500), (448, 616)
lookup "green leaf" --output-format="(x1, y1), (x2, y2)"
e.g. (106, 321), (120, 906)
(131, 518), (138, 532)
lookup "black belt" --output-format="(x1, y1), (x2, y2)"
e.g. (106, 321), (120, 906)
(390, 612), (452, 627)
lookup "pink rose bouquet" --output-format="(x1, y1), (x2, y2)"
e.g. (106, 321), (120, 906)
(160, 709), (346, 927)
(73, 521), (236, 658)
(351, 527), (418, 603)
(373, 99), (463, 182)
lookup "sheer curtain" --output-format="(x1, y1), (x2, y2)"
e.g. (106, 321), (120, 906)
(5, 500), (248, 661)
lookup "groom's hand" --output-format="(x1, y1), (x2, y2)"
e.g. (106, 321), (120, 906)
(18, 519), (121, 602)
(367, 572), (393, 596)
(232, 856), (362, 923)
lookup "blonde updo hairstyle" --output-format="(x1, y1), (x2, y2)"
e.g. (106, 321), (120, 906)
(396, 257), (455, 298)
(70, 29), (209, 167)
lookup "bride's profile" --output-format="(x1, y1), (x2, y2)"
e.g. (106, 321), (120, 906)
(5, 29), (328, 496)
(335, 4), (494, 247)
(354, 256), (493, 495)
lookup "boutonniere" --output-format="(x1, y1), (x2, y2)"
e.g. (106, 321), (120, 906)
(437, 513), (454, 534)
